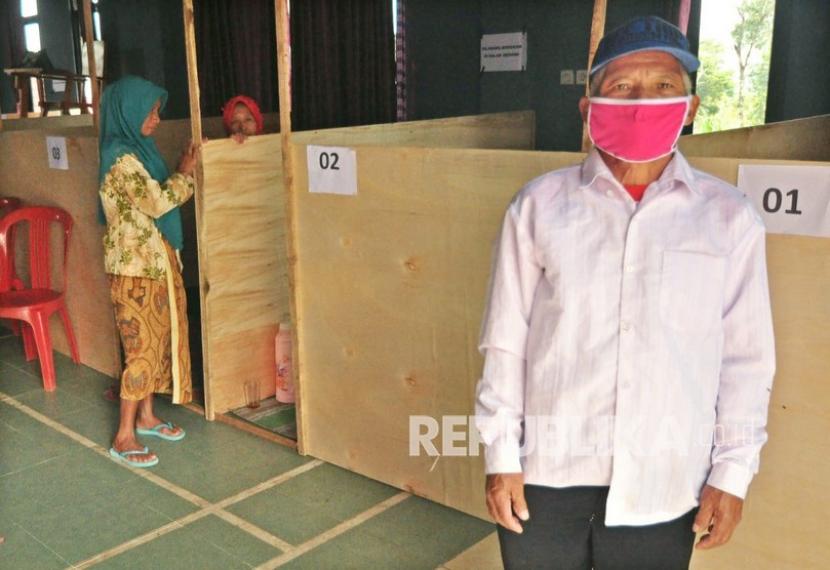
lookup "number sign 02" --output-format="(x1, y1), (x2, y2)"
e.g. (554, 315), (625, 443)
(737, 165), (830, 238)
(307, 145), (357, 196)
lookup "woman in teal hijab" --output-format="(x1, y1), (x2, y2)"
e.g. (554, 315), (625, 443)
(98, 76), (198, 469)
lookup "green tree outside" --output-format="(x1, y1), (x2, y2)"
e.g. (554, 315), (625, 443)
(694, 0), (775, 133)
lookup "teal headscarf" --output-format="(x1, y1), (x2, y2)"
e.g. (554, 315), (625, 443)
(98, 76), (184, 250)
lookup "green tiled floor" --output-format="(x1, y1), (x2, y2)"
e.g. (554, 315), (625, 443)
(0, 333), (495, 568)
(94, 516), (282, 570)
(227, 463), (401, 545)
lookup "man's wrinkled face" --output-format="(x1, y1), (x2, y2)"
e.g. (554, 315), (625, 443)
(580, 51), (700, 127)
(596, 51), (689, 99)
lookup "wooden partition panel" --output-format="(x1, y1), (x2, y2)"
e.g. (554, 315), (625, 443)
(0, 116), (232, 378)
(290, 143), (829, 569)
(680, 114), (830, 161)
(0, 129), (120, 376)
(291, 146), (583, 519)
(199, 112), (536, 418)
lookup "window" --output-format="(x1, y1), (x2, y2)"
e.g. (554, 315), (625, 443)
(20, 0), (37, 19)
(694, 0), (776, 133)
(92, 0), (102, 41)
(23, 22), (41, 52)
(21, 0), (41, 112)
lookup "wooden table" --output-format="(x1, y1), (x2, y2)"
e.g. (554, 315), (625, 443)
(3, 68), (102, 118)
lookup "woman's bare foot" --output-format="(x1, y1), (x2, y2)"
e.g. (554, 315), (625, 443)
(111, 437), (157, 464)
(135, 413), (184, 438)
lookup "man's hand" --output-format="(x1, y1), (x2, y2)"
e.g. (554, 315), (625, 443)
(486, 473), (529, 534)
(693, 484), (743, 549)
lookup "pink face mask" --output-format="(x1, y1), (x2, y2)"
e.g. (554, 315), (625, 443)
(587, 96), (691, 163)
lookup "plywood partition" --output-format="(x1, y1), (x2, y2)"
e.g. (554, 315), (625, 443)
(0, 116), (230, 379)
(198, 112), (536, 419)
(289, 143), (829, 568)
(290, 145), (584, 521)
(680, 114), (830, 161)
(0, 129), (120, 376)
(199, 134), (285, 417)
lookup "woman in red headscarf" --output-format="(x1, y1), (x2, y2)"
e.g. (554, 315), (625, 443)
(222, 95), (264, 143)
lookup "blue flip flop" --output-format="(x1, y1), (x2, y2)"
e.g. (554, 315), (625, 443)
(109, 446), (159, 468)
(136, 421), (186, 442)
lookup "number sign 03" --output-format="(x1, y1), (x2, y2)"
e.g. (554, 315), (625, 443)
(738, 165), (830, 238)
(307, 145), (357, 196)
(46, 136), (69, 170)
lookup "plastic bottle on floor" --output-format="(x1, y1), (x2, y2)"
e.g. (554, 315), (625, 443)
(275, 323), (295, 403)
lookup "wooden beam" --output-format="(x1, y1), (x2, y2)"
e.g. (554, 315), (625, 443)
(275, 0), (307, 453)
(184, 401), (299, 450)
(82, 0), (99, 125)
(182, 0), (203, 143)
(181, 0), (213, 419)
(582, 0), (608, 151)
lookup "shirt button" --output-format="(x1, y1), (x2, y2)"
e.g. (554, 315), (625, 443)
(621, 321), (631, 332)
(606, 190), (614, 197)
(625, 264), (635, 273)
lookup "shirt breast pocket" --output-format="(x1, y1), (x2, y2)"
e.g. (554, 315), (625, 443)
(660, 250), (726, 336)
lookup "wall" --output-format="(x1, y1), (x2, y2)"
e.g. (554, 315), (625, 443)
(407, 0), (702, 151)
(38, 0), (77, 102)
(98, 0), (189, 119)
(406, 0), (481, 121)
(765, 0), (830, 123)
(0, 2), (16, 113)
(478, 0), (594, 152)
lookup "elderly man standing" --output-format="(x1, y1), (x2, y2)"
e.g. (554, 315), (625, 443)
(475, 16), (775, 570)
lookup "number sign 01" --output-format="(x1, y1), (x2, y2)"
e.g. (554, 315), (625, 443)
(738, 165), (830, 238)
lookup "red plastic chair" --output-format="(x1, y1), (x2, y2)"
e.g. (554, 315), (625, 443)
(0, 206), (80, 391)
(0, 197), (21, 214)
(0, 197), (23, 336)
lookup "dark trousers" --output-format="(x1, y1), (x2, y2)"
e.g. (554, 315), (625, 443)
(498, 485), (697, 570)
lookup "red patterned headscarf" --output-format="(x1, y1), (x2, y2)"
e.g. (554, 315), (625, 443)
(222, 95), (264, 135)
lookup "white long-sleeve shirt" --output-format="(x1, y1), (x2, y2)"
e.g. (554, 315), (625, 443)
(475, 149), (775, 526)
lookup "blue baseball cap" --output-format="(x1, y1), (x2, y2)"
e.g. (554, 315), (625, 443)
(590, 16), (700, 76)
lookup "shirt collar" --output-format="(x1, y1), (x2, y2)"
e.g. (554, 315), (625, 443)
(579, 148), (699, 195)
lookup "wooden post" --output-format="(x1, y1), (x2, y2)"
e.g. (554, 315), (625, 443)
(182, 0), (203, 143)
(275, 0), (307, 452)
(678, 0), (692, 34)
(82, 0), (99, 125)
(582, 0), (608, 152)
(181, 0), (213, 419)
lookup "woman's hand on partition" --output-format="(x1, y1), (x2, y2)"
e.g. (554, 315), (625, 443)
(177, 140), (199, 176)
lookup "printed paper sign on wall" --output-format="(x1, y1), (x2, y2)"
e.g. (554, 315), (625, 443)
(737, 165), (830, 238)
(46, 136), (69, 170)
(480, 32), (527, 72)
(307, 145), (358, 196)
